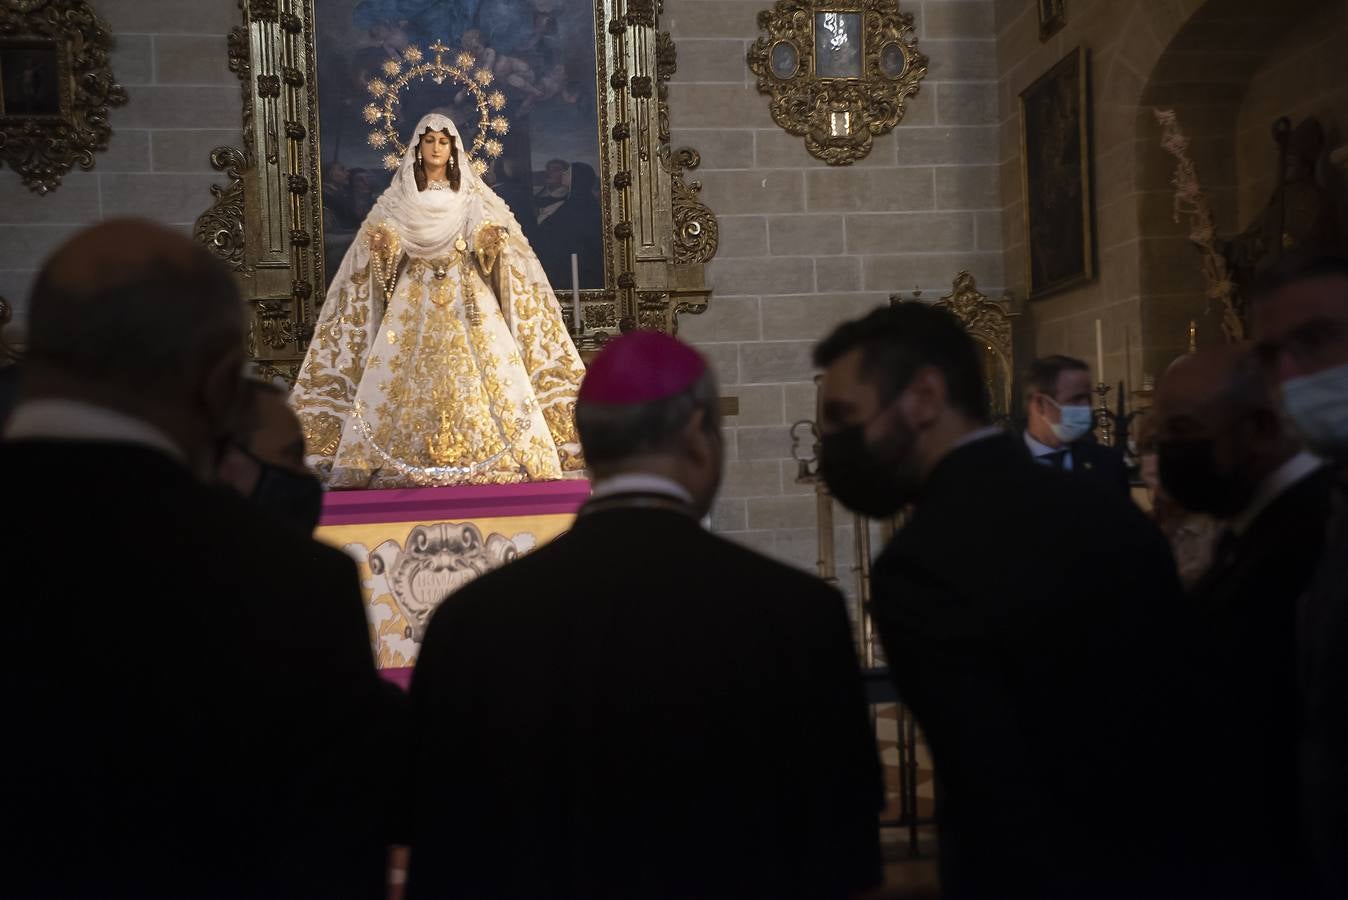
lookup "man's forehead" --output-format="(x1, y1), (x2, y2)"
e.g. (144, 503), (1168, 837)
(1057, 368), (1092, 390)
(820, 347), (869, 390)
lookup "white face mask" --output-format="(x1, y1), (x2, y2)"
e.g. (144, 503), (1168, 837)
(1282, 362), (1348, 457)
(1046, 397), (1094, 444)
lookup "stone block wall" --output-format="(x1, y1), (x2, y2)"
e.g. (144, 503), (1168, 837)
(0, 0), (237, 337)
(994, 0), (1206, 392)
(667, 0), (1004, 571)
(0, 0), (1006, 582)
(995, 0), (1345, 384)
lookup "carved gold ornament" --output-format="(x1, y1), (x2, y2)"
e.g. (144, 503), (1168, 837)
(747, 0), (927, 166)
(928, 271), (1018, 421)
(195, 0), (720, 379)
(368, 523), (524, 641)
(364, 40), (508, 178)
(0, 0), (127, 194)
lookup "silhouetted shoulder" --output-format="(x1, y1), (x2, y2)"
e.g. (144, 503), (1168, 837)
(705, 527), (844, 605)
(420, 512), (848, 652)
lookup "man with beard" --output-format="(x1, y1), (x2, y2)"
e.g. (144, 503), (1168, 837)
(813, 302), (1201, 900)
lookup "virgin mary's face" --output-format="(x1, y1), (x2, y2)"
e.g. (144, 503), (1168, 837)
(420, 130), (452, 171)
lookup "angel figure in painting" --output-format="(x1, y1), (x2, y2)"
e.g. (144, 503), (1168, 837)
(291, 113), (586, 488)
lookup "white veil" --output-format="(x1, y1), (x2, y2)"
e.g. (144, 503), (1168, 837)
(294, 111), (586, 486)
(360, 112), (520, 258)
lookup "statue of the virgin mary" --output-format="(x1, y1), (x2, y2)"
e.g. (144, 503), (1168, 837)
(291, 113), (586, 488)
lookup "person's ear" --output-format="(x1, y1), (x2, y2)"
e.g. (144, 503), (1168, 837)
(201, 344), (246, 436)
(216, 444), (261, 496)
(897, 365), (947, 430)
(682, 408), (718, 469)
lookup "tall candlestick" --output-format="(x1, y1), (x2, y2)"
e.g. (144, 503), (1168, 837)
(1124, 326), (1133, 392)
(570, 253), (582, 334)
(1094, 318), (1105, 383)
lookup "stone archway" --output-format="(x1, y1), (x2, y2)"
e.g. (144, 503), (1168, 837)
(1133, 0), (1344, 373)
(999, 0), (1345, 386)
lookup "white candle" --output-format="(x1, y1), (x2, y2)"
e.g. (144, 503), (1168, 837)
(570, 253), (582, 333)
(1094, 318), (1105, 384)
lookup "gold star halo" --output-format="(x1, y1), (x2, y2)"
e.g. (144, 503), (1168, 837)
(366, 40), (510, 172)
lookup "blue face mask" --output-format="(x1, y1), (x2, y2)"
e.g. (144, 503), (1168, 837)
(1282, 362), (1348, 458)
(1046, 398), (1094, 444)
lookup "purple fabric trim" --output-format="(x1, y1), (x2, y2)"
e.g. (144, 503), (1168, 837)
(319, 480), (592, 526)
(379, 666), (413, 691)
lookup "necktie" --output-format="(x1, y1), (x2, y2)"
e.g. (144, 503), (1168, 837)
(1043, 449), (1067, 470)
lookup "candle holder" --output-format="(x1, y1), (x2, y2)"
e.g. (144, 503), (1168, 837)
(1093, 382), (1114, 447)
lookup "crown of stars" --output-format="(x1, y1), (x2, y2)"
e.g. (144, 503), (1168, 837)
(365, 40), (510, 172)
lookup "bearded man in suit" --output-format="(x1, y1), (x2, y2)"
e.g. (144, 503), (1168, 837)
(814, 302), (1202, 899)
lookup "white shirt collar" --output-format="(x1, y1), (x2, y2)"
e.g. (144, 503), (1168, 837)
(1023, 430), (1060, 457)
(589, 472), (693, 505)
(3, 399), (186, 464)
(1230, 450), (1324, 535)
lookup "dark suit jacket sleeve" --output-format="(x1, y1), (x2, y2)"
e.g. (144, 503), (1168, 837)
(279, 545), (410, 883)
(795, 584), (884, 895)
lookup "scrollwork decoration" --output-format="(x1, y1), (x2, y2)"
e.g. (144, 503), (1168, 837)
(923, 271), (1017, 420)
(932, 271), (1011, 353)
(256, 299), (301, 350)
(747, 0), (927, 166)
(194, 146), (249, 271)
(0, 0), (127, 194)
(664, 147), (718, 266)
(201, 0), (719, 372)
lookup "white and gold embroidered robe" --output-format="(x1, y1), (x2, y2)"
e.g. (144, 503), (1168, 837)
(291, 120), (585, 488)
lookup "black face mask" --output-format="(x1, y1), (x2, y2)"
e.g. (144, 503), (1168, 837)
(1156, 438), (1252, 518)
(818, 419), (918, 519)
(233, 445), (324, 535)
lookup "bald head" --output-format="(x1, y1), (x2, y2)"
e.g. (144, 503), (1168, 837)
(27, 219), (244, 388)
(21, 220), (248, 476)
(1156, 344), (1269, 431)
(1155, 343), (1301, 517)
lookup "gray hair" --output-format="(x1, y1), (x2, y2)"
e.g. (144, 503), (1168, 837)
(575, 370), (721, 468)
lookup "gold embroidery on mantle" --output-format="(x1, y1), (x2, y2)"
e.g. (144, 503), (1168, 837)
(292, 212), (584, 486)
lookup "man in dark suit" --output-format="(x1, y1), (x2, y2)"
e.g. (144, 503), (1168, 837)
(405, 331), (882, 899)
(814, 303), (1198, 899)
(1155, 343), (1332, 895)
(1, 221), (403, 900)
(1022, 354), (1130, 495)
(1252, 256), (1348, 899)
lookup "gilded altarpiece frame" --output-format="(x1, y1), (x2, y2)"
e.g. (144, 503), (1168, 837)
(931, 271), (1016, 422)
(196, 0), (719, 383)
